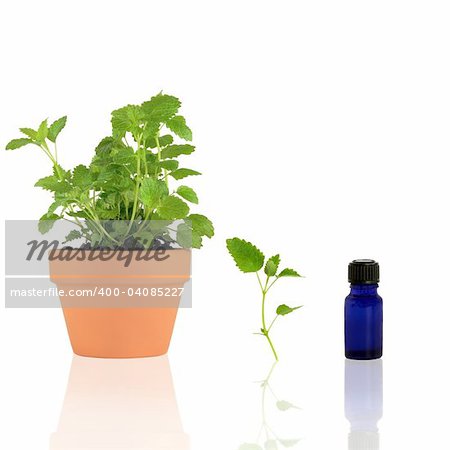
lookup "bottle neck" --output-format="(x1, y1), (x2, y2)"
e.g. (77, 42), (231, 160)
(349, 284), (378, 295)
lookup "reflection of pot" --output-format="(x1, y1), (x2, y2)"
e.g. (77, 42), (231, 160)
(49, 249), (191, 358)
(50, 355), (189, 450)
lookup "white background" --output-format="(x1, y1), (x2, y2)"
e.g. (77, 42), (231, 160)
(1, 1), (450, 449)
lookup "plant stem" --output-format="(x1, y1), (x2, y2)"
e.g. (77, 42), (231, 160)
(260, 274), (279, 361)
(39, 138), (120, 245)
(260, 361), (277, 442)
(256, 272), (264, 291)
(39, 143), (58, 167)
(135, 207), (153, 236)
(83, 204), (119, 244)
(266, 277), (279, 293)
(264, 325), (279, 361)
(262, 290), (268, 331)
(155, 133), (169, 189)
(44, 144), (85, 230)
(125, 145), (142, 236)
(267, 315), (279, 334)
(54, 142), (59, 163)
(140, 126), (148, 176)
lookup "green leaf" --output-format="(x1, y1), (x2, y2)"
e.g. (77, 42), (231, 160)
(95, 208), (117, 220)
(133, 229), (155, 247)
(141, 93), (181, 122)
(146, 134), (174, 149)
(53, 163), (70, 180)
(166, 115), (192, 141)
(95, 164), (117, 183)
(47, 200), (62, 216)
(111, 104), (143, 138)
(20, 128), (37, 139)
(36, 119), (48, 143)
(90, 232), (102, 246)
(276, 400), (299, 411)
(276, 304), (302, 316)
(176, 215), (212, 248)
(170, 168), (201, 180)
(111, 147), (136, 168)
(264, 254), (280, 277)
(159, 160), (179, 171)
(6, 138), (34, 150)
(177, 186), (198, 204)
(95, 136), (116, 155)
(47, 116), (67, 142)
(140, 178), (168, 209)
(177, 222), (202, 249)
(35, 175), (71, 193)
(160, 144), (195, 159)
(38, 213), (59, 234)
(226, 238), (265, 273)
(63, 230), (83, 243)
(157, 195), (190, 220)
(109, 221), (129, 241)
(189, 214), (214, 238)
(277, 268), (302, 278)
(264, 440), (278, 450)
(176, 222), (192, 248)
(239, 444), (263, 450)
(190, 231), (203, 249)
(278, 439), (300, 448)
(158, 134), (174, 147)
(72, 165), (92, 189)
(67, 210), (88, 218)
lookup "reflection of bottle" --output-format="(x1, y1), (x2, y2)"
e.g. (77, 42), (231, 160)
(345, 259), (383, 360)
(345, 359), (383, 450)
(50, 355), (189, 450)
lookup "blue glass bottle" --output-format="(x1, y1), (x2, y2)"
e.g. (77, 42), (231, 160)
(345, 260), (383, 360)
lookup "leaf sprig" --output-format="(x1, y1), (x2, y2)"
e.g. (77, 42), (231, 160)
(226, 237), (303, 361)
(6, 93), (214, 248)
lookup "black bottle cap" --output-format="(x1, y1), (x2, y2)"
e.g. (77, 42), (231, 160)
(348, 259), (379, 284)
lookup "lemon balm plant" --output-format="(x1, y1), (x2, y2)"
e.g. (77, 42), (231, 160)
(5, 93), (214, 358)
(6, 93), (214, 248)
(226, 238), (303, 361)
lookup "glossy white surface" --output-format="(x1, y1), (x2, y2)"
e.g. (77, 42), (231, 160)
(2, 1), (450, 449)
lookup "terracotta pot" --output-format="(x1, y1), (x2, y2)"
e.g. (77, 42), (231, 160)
(49, 249), (191, 358)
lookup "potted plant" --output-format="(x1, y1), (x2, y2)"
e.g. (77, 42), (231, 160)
(6, 93), (214, 358)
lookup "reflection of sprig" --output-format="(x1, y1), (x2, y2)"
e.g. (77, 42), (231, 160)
(239, 363), (301, 450)
(226, 238), (303, 361)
